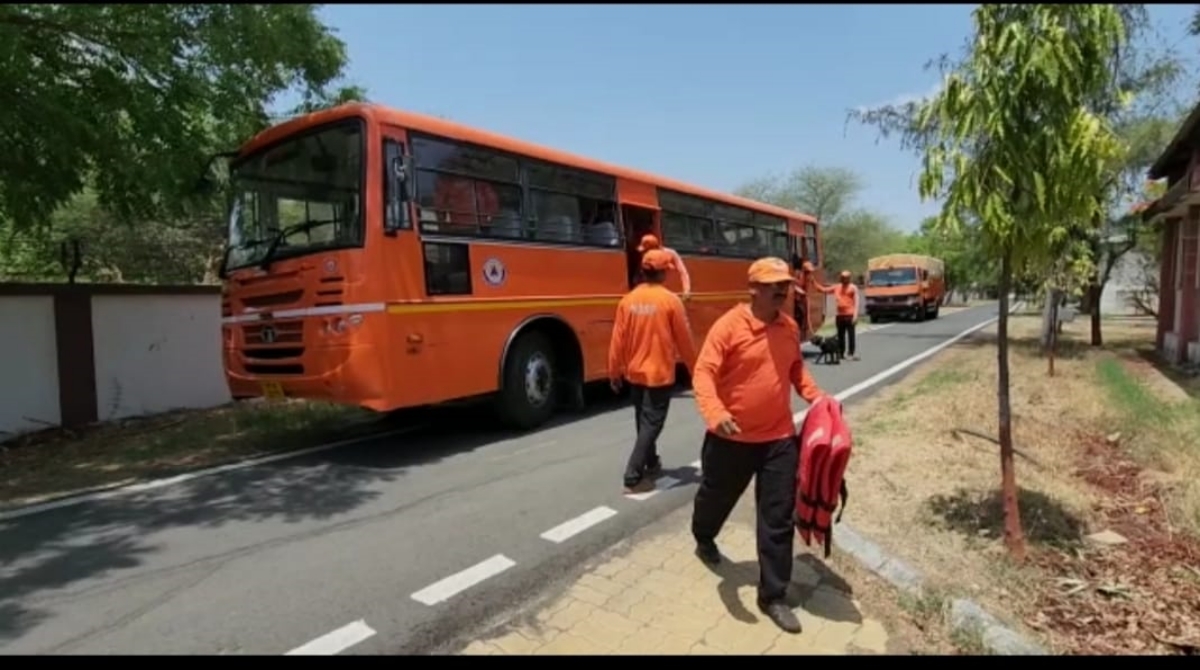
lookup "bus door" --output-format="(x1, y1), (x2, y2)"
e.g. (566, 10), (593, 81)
(616, 179), (662, 288)
(380, 125), (423, 293)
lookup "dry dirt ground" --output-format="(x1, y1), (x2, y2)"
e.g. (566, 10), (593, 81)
(0, 400), (377, 509)
(840, 313), (1200, 655)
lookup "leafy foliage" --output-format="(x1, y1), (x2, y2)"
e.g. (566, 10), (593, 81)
(734, 166), (906, 275)
(851, 4), (1131, 561)
(0, 4), (362, 231)
(903, 216), (996, 296)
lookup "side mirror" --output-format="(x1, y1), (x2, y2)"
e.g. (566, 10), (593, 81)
(392, 155), (409, 184)
(383, 154), (413, 236)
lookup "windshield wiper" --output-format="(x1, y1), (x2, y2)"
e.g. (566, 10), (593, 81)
(258, 219), (338, 270)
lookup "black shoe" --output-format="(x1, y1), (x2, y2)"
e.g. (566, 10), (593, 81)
(623, 478), (655, 494)
(644, 458), (663, 479)
(694, 539), (721, 565)
(758, 599), (802, 634)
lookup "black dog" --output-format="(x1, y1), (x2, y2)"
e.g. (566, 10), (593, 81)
(810, 335), (841, 364)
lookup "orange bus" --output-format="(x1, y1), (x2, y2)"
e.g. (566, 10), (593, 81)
(218, 103), (827, 430)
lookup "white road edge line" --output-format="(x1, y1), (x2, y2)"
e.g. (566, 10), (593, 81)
(540, 506), (618, 544)
(0, 426), (420, 523)
(793, 302), (1019, 424)
(624, 475), (681, 501)
(285, 619), (376, 655)
(410, 554), (517, 606)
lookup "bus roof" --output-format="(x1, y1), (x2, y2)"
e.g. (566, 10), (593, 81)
(240, 102), (819, 225)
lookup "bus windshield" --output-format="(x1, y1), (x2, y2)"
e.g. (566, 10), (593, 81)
(224, 121), (365, 271)
(867, 267), (918, 286)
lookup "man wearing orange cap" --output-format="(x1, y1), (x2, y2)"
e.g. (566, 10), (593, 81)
(813, 270), (861, 361)
(608, 249), (698, 494)
(690, 256), (827, 634)
(636, 234), (691, 298)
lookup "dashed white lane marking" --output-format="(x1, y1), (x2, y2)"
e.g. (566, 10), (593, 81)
(624, 475), (681, 501)
(285, 619), (376, 655)
(410, 554), (516, 606)
(540, 506), (618, 544)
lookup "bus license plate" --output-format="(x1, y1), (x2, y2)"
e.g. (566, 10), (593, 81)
(260, 381), (285, 401)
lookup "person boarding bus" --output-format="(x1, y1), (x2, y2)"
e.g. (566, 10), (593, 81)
(636, 234), (691, 298)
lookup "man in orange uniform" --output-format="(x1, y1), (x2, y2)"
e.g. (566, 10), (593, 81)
(608, 249), (698, 494)
(792, 260), (815, 339)
(636, 234), (691, 298)
(814, 270), (861, 361)
(690, 256), (827, 634)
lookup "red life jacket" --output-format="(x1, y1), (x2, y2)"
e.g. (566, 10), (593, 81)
(794, 396), (852, 558)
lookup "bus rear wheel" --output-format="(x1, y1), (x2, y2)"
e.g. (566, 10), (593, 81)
(495, 331), (558, 430)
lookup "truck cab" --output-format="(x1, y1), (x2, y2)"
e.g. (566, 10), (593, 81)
(862, 254), (946, 322)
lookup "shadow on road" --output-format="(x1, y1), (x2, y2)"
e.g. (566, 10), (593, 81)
(0, 382), (645, 645)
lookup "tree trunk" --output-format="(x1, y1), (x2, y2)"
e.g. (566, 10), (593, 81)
(1046, 288), (1060, 377)
(996, 249), (1027, 562)
(1087, 280), (1103, 346)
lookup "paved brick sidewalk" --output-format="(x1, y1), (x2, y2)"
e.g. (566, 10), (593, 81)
(458, 492), (893, 655)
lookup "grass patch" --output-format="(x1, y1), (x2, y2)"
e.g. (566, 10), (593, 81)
(1093, 356), (1200, 537)
(898, 586), (948, 631)
(0, 399), (380, 508)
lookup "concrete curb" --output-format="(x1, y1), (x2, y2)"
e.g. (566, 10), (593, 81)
(832, 524), (1047, 655)
(828, 304), (1048, 656)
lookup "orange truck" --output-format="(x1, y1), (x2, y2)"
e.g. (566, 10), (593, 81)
(216, 102), (826, 430)
(863, 253), (946, 322)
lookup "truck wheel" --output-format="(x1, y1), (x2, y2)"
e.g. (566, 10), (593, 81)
(495, 331), (558, 430)
(868, 315), (879, 324)
(929, 303), (940, 319)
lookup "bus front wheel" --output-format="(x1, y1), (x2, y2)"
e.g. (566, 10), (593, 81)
(496, 331), (558, 430)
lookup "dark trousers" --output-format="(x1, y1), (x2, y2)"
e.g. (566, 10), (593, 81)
(623, 384), (672, 485)
(835, 315), (856, 357)
(691, 432), (798, 603)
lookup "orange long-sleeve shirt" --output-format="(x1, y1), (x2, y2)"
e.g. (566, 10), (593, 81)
(815, 280), (860, 317)
(692, 304), (824, 443)
(608, 283), (697, 388)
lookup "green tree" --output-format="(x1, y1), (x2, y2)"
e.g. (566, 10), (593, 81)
(903, 216), (996, 300)
(851, 4), (1129, 561)
(0, 188), (225, 284)
(734, 166), (906, 275)
(0, 4), (362, 231)
(1075, 8), (1185, 345)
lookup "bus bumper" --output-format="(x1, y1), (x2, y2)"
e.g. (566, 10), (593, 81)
(223, 343), (388, 411)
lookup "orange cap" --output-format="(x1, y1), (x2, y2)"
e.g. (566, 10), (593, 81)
(747, 257), (794, 284)
(637, 234), (661, 253)
(839, 270), (852, 279)
(641, 249), (675, 271)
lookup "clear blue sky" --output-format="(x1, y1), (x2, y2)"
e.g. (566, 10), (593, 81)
(318, 4), (1197, 232)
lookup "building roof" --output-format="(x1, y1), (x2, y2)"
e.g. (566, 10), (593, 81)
(1148, 99), (1200, 180)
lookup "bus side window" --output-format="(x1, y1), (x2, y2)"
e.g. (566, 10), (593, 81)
(423, 242), (472, 296)
(804, 222), (820, 266)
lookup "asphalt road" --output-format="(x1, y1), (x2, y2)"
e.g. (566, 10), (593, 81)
(0, 303), (1000, 655)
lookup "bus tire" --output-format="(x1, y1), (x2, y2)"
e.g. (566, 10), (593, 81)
(495, 331), (558, 430)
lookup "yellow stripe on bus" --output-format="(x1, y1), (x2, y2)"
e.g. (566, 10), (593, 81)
(384, 292), (749, 315)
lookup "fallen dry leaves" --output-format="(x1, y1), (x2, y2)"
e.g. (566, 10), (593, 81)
(1025, 431), (1200, 656)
